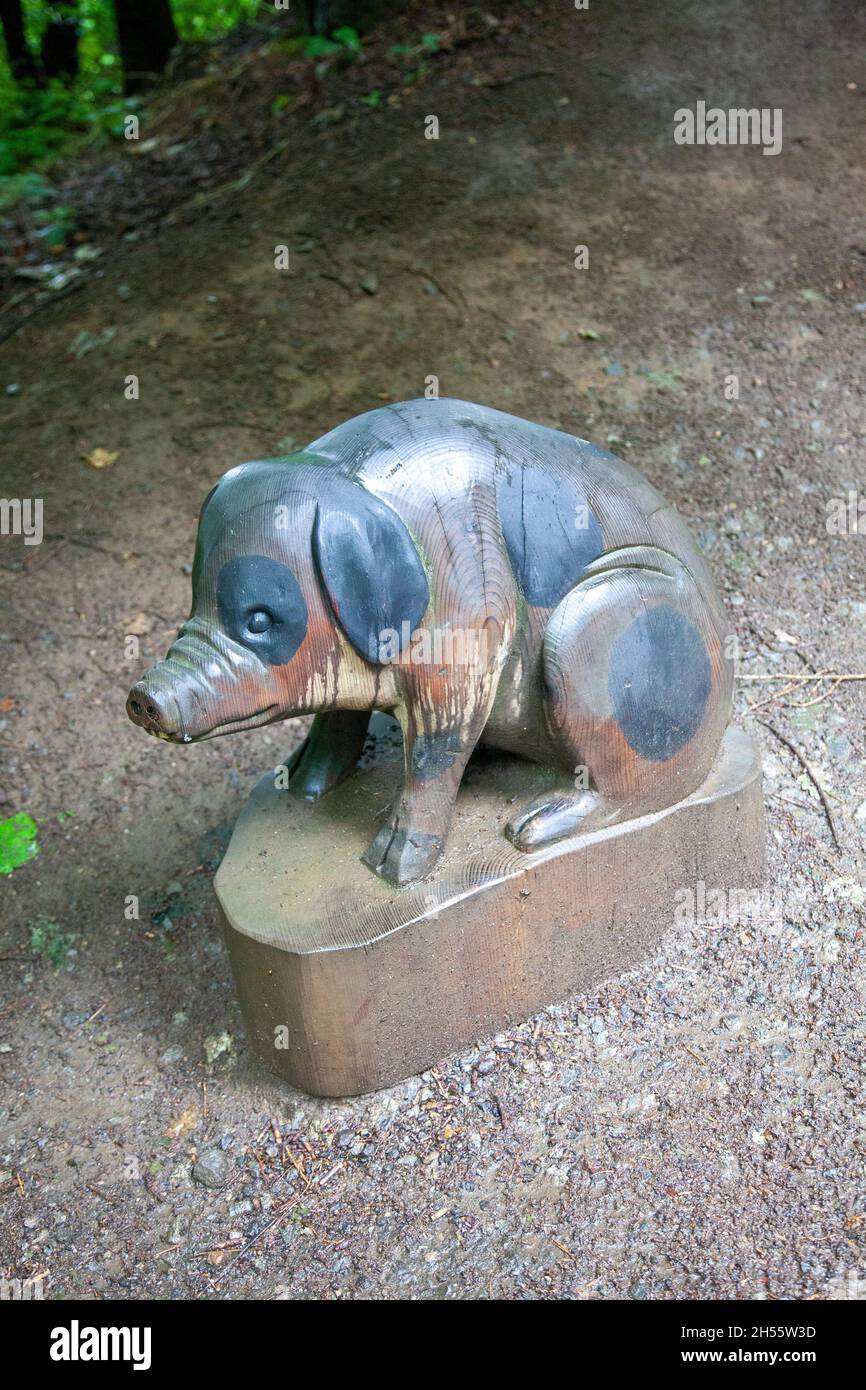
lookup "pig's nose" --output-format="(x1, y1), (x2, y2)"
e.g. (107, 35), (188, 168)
(127, 682), (182, 737)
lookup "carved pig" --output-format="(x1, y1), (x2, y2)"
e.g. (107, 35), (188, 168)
(127, 399), (733, 886)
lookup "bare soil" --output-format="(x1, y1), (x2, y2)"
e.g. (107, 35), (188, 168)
(0, 0), (864, 1299)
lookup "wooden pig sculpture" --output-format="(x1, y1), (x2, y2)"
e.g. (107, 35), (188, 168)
(127, 399), (732, 887)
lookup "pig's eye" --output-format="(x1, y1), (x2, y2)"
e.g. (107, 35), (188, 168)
(247, 610), (272, 634)
(217, 554), (308, 666)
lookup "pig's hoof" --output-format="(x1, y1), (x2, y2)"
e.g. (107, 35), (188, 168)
(505, 790), (605, 851)
(361, 824), (443, 887)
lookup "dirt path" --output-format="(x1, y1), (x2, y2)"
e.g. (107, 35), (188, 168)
(1, 0), (864, 1299)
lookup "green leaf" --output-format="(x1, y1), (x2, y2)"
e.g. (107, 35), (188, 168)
(0, 813), (38, 875)
(332, 26), (362, 53)
(29, 918), (77, 971)
(302, 35), (341, 58)
(646, 367), (683, 390)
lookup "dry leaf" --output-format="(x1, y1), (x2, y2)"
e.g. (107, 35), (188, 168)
(164, 1103), (202, 1138)
(82, 448), (118, 469)
(124, 612), (152, 636)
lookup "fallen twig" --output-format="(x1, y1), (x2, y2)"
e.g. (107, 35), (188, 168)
(0, 276), (86, 347)
(741, 669), (866, 712)
(754, 718), (842, 849)
(479, 68), (555, 88)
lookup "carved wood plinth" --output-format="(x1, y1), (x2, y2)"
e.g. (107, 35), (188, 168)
(215, 718), (764, 1098)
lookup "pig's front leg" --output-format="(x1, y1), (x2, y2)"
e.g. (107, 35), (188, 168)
(286, 710), (371, 801)
(361, 710), (480, 887)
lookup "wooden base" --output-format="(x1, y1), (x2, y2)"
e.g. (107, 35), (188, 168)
(215, 720), (764, 1097)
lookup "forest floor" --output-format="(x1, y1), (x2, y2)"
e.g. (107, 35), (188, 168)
(0, 0), (865, 1300)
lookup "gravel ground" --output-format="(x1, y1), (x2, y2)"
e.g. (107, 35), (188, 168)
(0, 0), (864, 1299)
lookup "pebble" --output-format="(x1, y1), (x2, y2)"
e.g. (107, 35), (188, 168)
(193, 1148), (228, 1189)
(825, 735), (850, 762)
(62, 1011), (89, 1030)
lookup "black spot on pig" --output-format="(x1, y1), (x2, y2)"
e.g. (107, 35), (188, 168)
(608, 604), (711, 761)
(411, 730), (462, 780)
(497, 464), (603, 607)
(217, 554), (308, 665)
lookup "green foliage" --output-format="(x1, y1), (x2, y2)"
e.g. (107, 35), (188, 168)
(0, 4), (383, 175)
(301, 26), (361, 59)
(388, 31), (440, 86)
(30, 917), (78, 970)
(0, 812), (38, 874)
(0, 73), (140, 175)
(271, 91), (296, 116)
(389, 32), (440, 60)
(0, 0), (260, 175)
(0, 168), (55, 210)
(171, 0), (259, 41)
(33, 197), (77, 245)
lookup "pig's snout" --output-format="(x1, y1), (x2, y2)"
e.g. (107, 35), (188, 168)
(127, 679), (184, 739)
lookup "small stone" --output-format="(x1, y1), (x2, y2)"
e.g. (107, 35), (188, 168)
(193, 1148), (228, 1188)
(826, 736), (850, 762)
(719, 1152), (741, 1184)
(203, 1032), (234, 1065)
(62, 1011), (89, 1030)
(359, 271), (378, 294)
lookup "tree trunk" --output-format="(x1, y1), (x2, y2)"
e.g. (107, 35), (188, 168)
(41, 1), (80, 82)
(112, 0), (178, 94)
(0, 0), (39, 82)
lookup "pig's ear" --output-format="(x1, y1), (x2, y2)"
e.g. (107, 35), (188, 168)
(312, 489), (429, 663)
